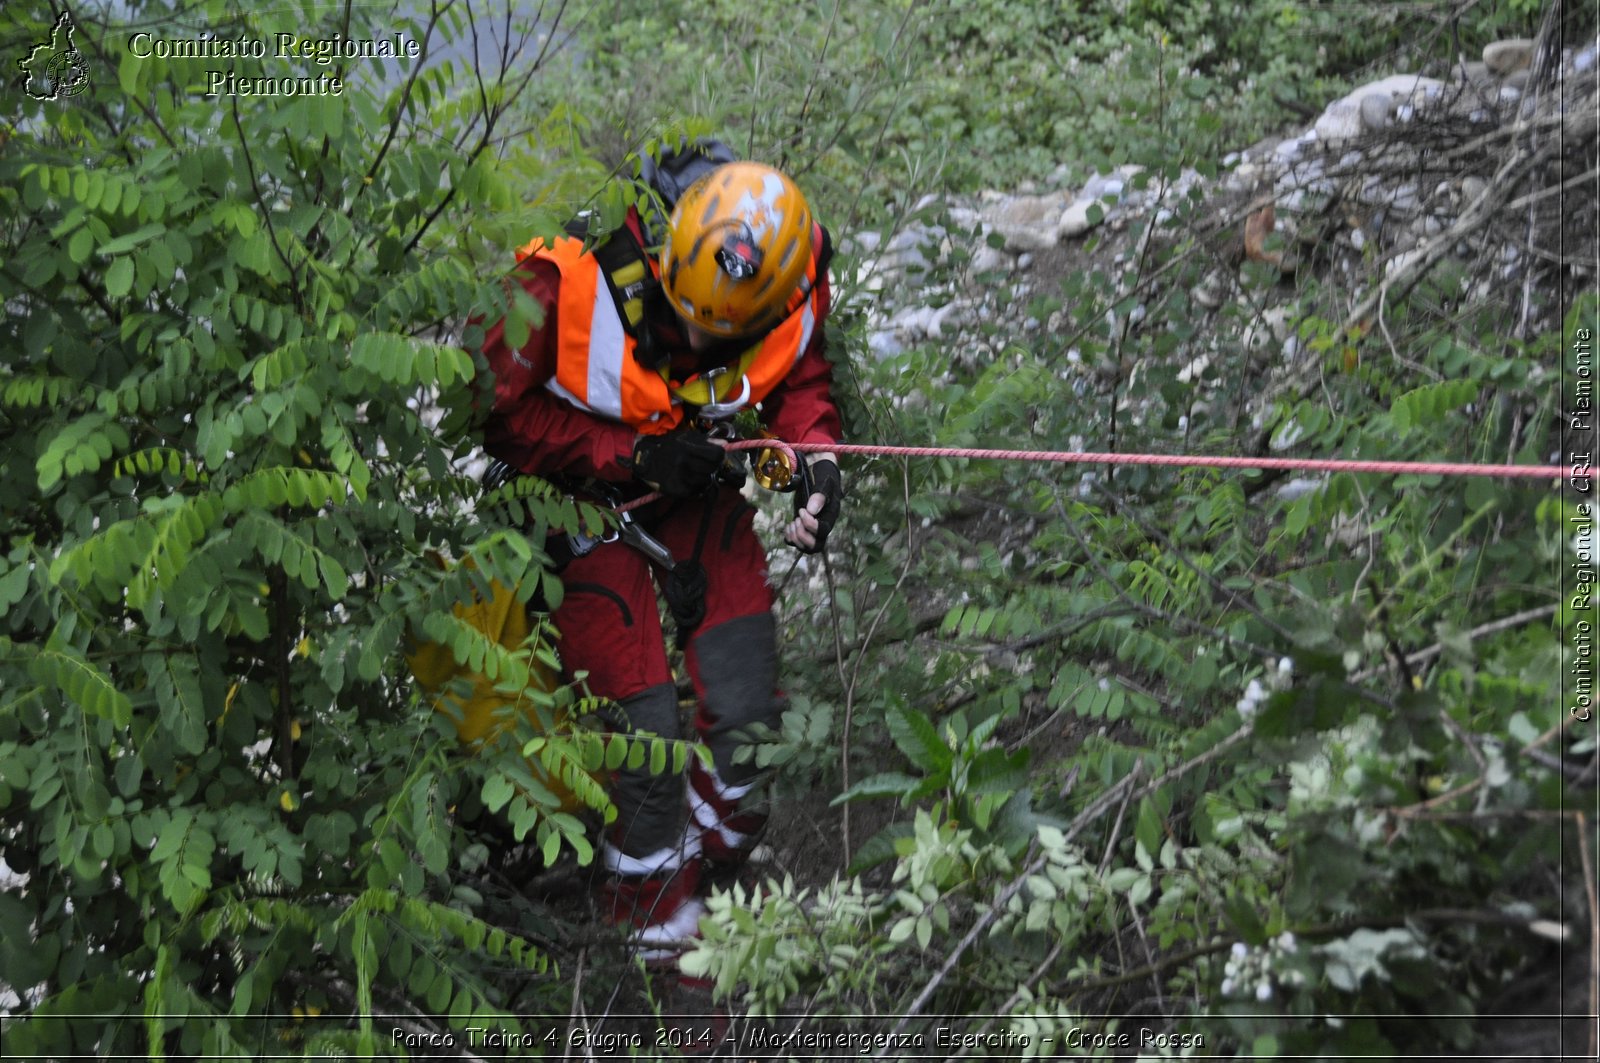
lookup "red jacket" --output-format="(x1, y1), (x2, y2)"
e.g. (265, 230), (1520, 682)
(481, 211), (841, 482)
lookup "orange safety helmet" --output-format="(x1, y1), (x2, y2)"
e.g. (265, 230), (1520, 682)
(659, 161), (815, 339)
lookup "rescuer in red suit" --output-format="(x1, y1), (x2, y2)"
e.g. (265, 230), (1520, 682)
(480, 151), (843, 961)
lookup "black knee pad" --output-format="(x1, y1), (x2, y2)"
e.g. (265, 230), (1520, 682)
(608, 683), (686, 858)
(692, 613), (781, 786)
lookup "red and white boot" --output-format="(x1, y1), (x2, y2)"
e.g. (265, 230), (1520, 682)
(600, 838), (706, 966)
(686, 763), (770, 891)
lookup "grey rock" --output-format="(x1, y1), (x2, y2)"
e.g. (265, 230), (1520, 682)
(890, 305), (939, 341)
(1462, 175), (1489, 203)
(1503, 69), (1530, 91)
(1483, 39), (1535, 76)
(1359, 93), (1392, 131)
(1356, 173), (1395, 204)
(886, 226), (929, 252)
(1386, 248), (1425, 279)
(1193, 270), (1229, 309)
(1321, 75), (1447, 142)
(1458, 60), (1494, 87)
(842, 230), (882, 256)
(867, 329), (902, 360)
(969, 244), (1012, 275)
(1315, 100), (1364, 144)
(1058, 200), (1102, 239)
(1278, 478), (1324, 502)
(1575, 45), (1596, 74)
(1352, 73), (1448, 102)
(1243, 306), (1293, 352)
(1223, 166), (1260, 195)
(927, 302), (963, 341)
(1177, 353), (1211, 384)
(982, 192), (1070, 252)
(947, 206), (983, 233)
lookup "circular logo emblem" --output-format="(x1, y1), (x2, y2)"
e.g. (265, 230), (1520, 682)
(46, 51), (90, 98)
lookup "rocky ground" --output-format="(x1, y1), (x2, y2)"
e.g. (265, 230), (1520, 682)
(848, 32), (1597, 461)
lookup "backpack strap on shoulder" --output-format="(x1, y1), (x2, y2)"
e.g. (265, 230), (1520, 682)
(570, 211), (674, 371)
(635, 138), (738, 244)
(814, 222), (834, 277)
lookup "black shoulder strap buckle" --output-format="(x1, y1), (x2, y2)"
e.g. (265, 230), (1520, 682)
(584, 224), (672, 370)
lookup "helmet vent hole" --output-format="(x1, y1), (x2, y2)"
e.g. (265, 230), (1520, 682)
(699, 194), (720, 228)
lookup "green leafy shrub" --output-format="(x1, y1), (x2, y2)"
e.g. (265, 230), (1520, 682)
(0, 1), (623, 1054)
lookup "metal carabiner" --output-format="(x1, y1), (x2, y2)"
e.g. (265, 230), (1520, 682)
(615, 510), (678, 571)
(697, 372), (752, 421)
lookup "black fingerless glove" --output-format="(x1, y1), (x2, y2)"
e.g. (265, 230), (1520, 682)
(794, 458), (843, 554)
(631, 432), (725, 498)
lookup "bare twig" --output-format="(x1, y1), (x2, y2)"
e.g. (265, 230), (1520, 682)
(838, 459), (918, 862)
(356, 0), (446, 206)
(885, 726), (1256, 1041)
(948, 940), (1065, 1060)
(1096, 780), (1137, 877)
(1130, 905), (1164, 1010)
(1348, 603), (1558, 681)
(567, 948), (595, 1063)
(1522, 713), (1583, 754)
(881, 764), (1143, 1044)
(1099, 483), (1299, 646)
(1052, 493), (1281, 661)
(1391, 776), (1484, 817)
(1524, 746), (1597, 785)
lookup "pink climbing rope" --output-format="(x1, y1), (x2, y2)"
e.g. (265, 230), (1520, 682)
(758, 440), (1567, 480)
(615, 439), (1563, 512)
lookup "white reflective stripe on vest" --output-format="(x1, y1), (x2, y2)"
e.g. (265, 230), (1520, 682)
(545, 375), (588, 413)
(794, 291), (816, 368)
(584, 277), (627, 420)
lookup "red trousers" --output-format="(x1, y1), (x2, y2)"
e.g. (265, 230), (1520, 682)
(554, 486), (779, 868)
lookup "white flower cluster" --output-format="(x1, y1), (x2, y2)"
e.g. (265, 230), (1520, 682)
(1220, 932), (1304, 1002)
(1236, 657), (1294, 720)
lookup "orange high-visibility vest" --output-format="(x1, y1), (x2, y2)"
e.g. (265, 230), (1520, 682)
(518, 228), (825, 434)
